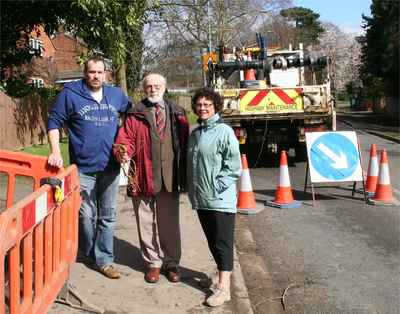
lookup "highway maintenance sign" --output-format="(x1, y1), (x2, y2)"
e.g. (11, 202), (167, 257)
(305, 131), (363, 183)
(239, 89), (303, 112)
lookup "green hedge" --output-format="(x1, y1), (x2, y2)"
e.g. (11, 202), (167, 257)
(37, 86), (62, 99)
(0, 79), (61, 99)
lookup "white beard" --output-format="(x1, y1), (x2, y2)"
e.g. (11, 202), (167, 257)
(146, 92), (164, 104)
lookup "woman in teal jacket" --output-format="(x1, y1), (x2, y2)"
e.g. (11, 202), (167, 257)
(187, 87), (242, 307)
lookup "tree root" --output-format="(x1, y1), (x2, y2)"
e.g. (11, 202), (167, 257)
(113, 142), (143, 194)
(252, 283), (294, 311)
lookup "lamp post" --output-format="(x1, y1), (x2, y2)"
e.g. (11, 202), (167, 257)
(207, 0), (211, 54)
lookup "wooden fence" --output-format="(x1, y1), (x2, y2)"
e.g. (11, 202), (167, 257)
(0, 91), (56, 151)
(0, 90), (190, 153)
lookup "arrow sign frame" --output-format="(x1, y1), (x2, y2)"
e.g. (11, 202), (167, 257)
(304, 131), (366, 206)
(305, 131), (363, 183)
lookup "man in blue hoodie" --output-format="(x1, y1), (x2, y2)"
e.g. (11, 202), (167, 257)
(47, 56), (132, 279)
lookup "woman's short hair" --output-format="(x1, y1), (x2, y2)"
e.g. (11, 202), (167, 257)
(191, 87), (224, 114)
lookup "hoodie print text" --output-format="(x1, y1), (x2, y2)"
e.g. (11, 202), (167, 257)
(78, 103), (118, 126)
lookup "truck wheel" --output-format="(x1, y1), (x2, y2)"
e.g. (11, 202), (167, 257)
(295, 143), (308, 162)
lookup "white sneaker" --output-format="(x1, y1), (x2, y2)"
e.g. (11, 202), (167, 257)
(199, 274), (219, 288)
(205, 283), (231, 307)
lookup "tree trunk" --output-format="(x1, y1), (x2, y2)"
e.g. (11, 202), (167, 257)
(115, 63), (128, 96)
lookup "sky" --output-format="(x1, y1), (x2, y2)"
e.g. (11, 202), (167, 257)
(293, 0), (372, 34)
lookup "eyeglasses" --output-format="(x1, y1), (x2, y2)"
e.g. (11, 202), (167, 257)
(195, 103), (213, 109)
(145, 84), (162, 91)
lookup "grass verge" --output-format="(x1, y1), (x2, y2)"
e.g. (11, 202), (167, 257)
(188, 113), (198, 125)
(17, 138), (70, 168)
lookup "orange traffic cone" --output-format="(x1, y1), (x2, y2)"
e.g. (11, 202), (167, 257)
(266, 151), (302, 208)
(368, 149), (397, 205)
(356, 144), (379, 196)
(237, 154), (265, 214)
(244, 50), (256, 80)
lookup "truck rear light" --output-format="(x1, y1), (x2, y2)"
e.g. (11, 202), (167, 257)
(299, 125), (327, 135)
(304, 118), (324, 124)
(234, 128), (247, 138)
(303, 126), (326, 132)
(234, 128), (247, 144)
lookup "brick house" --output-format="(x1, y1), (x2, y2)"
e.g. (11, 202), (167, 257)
(25, 25), (115, 87)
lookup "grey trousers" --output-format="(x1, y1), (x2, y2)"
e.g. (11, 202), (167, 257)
(131, 189), (181, 269)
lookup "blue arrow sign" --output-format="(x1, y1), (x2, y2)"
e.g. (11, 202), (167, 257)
(309, 133), (359, 181)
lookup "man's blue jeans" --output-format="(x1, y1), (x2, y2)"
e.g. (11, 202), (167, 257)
(78, 170), (119, 267)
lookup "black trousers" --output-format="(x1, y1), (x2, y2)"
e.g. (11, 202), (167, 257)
(197, 210), (236, 272)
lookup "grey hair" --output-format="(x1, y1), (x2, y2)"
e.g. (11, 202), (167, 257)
(141, 74), (167, 89)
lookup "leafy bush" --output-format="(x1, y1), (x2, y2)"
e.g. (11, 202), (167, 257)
(37, 86), (62, 99)
(338, 91), (350, 101)
(164, 91), (186, 102)
(0, 77), (34, 98)
(0, 77), (61, 100)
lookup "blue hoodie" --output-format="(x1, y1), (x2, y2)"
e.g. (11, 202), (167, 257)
(47, 80), (132, 172)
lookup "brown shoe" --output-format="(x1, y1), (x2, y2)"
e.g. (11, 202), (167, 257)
(145, 267), (161, 283)
(93, 264), (121, 279)
(167, 267), (181, 282)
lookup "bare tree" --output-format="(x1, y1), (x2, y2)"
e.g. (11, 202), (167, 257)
(256, 12), (294, 48)
(150, 0), (292, 47)
(26, 58), (60, 86)
(307, 22), (362, 93)
(143, 0), (292, 86)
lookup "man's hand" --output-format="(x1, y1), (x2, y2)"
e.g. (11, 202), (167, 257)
(113, 143), (130, 163)
(48, 152), (63, 169)
(48, 129), (63, 168)
(116, 152), (130, 164)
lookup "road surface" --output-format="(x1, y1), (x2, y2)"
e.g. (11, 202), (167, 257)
(235, 119), (400, 313)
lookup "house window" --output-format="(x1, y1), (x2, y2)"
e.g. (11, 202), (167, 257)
(31, 78), (44, 88)
(29, 38), (43, 55)
(104, 58), (113, 71)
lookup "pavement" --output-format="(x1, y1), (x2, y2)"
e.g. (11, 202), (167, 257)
(336, 105), (399, 143)
(49, 190), (253, 314)
(49, 105), (398, 314)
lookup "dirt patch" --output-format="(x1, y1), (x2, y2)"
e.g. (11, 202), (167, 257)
(235, 215), (283, 314)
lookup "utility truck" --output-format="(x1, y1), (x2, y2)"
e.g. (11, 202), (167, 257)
(207, 33), (335, 161)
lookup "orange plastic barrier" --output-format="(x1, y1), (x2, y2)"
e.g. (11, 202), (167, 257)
(0, 149), (81, 314)
(0, 150), (63, 210)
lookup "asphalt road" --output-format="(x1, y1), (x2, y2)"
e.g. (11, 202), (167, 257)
(235, 118), (400, 313)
